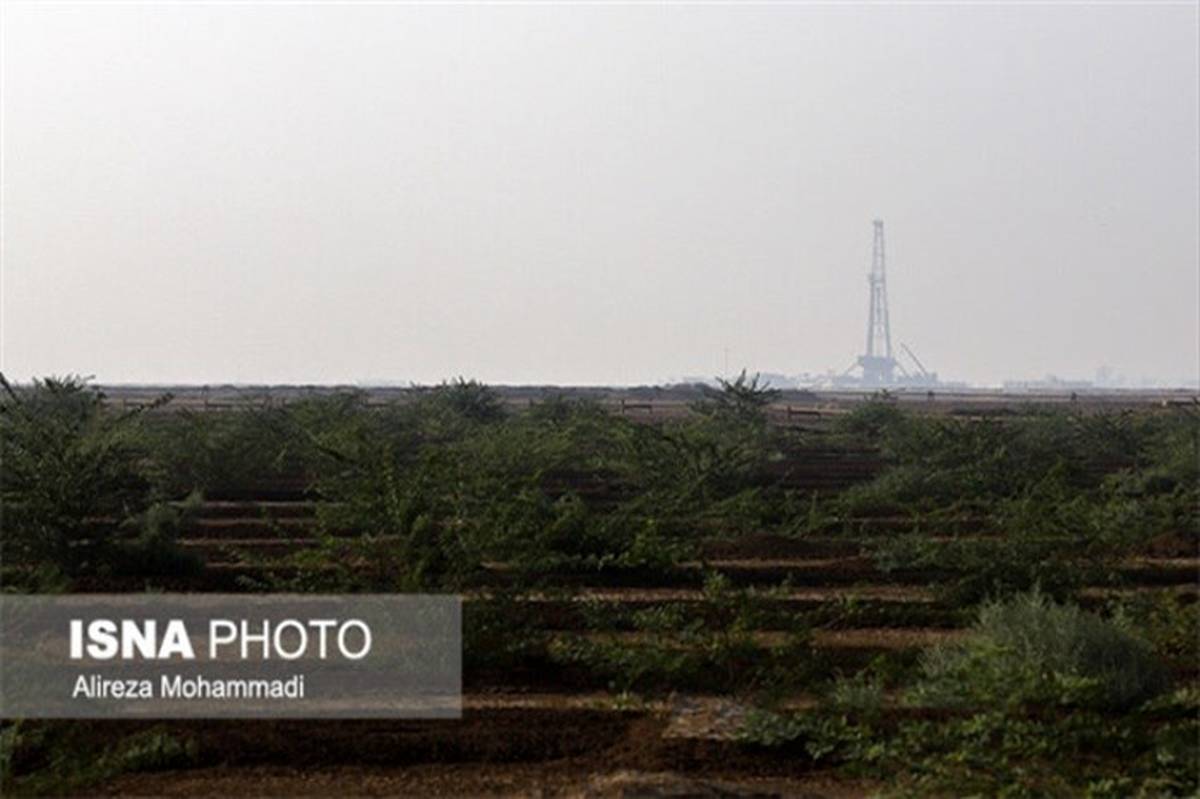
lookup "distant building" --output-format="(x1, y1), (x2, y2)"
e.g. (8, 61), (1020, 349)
(1002, 375), (1095, 391)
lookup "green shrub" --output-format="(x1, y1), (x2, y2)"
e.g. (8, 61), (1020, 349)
(105, 729), (197, 773)
(870, 532), (1089, 607)
(296, 388), (714, 589)
(1, 723), (199, 796)
(833, 397), (906, 442)
(1113, 590), (1200, 671)
(826, 671), (885, 715)
(0, 722), (22, 789)
(111, 495), (204, 579)
(463, 593), (551, 673)
(142, 393), (370, 497)
(835, 408), (1167, 515)
(0, 375), (180, 587)
(909, 590), (1169, 711)
(426, 378), (506, 423)
(865, 459), (1181, 604)
(739, 698), (1199, 797)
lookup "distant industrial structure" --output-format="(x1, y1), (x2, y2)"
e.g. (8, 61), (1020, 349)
(835, 220), (944, 389)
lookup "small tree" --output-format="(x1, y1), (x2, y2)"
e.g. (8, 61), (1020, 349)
(692, 370), (780, 428)
(0, 374), (190, 587)
(431, 378), (506, 423)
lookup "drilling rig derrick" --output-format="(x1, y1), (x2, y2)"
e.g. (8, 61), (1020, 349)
(856, 219), (898, 386)
(834, 220), (940, 389)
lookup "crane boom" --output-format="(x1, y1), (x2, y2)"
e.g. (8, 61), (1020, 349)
(900, 342), (930, 377)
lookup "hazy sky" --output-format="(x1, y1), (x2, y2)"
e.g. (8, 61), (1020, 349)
(3, 3), (1197, 387)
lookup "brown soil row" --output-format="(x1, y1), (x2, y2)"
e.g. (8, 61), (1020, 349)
(507, 585), (937, 603)
(189, 556), (1198, 590)
(581, 628), (963, 650)
(51, 709), (842, 785)
(98, 764), (874, 798)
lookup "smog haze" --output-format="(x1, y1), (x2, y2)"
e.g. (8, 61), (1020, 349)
(3, 3), (1197, 387)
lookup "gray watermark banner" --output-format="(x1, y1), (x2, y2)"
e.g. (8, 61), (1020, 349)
(0, 594), (461, 719)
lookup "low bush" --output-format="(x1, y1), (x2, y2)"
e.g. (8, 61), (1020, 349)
(739, 662), (1197, 797)
(1113, 590), (1200, 672)
(825, 671), (885, 715)
(111, 495), (204, 579)
(908, 590), (1169, 711)
(1, 723), (199, 797)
